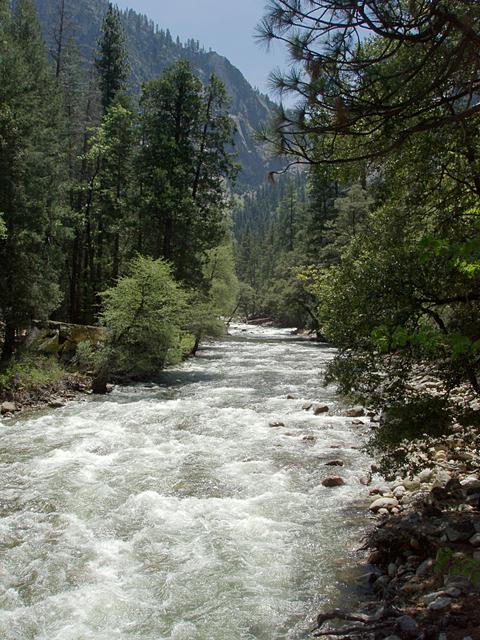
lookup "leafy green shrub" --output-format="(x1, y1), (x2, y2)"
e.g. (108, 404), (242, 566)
(100, 256), (188, 378)
(371, 395), (453, 447)
(365, 395), (453, 476)
(0, 354), (64, 396)
(71, 340), (106, 373)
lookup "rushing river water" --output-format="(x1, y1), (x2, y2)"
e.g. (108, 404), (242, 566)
(0, 325), (372, 640)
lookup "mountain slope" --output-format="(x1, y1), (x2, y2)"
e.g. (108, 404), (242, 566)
(34, 0), (281, 189)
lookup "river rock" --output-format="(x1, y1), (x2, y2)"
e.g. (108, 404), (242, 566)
(287, 394), (297, 400)
(416, 558), (434, 577)
(368, 550), (383, 564)
(269, 421), (285, 428)
(445, 520), (475, 542)
(302, 402), (313, 410)
(345, 406), (365, 417)
(1, 401), (16, 415)
(358, 569), (382, 585)
(325, 459), (344, 467)
(373, 574), (391, 593)
(48, 399), (65, 408)
(369, 488), (382, 496)
(433, 468), (452, 487)
(403, 478), (421, 491)
(369, 497), (399, 512)
(469, 532), (480, 546)
(444, 575), (475, 594)
(393, 485), (406, 499)
(359, 473), (372, 486)
(401, 578), (426, 595)
(461, 477), (480, 494)
(418, 468), (434, 483)
(424, 588), (460, 605)
(313, 403), (329, 415)
(322, 476), (345, 487)
(396, 615), (419, 637)
(427, 596), (452, 611)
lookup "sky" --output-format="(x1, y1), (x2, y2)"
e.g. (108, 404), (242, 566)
(113, 0), (289, 96)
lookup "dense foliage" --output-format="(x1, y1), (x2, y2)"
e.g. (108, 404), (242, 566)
(0, 0), (239, 381)
(233, 1), (480, 418)
(100, 257), (189, 378)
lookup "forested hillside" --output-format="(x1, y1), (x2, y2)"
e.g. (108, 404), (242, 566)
(33, 0), (281, 189)
(0, 0), (239, 393)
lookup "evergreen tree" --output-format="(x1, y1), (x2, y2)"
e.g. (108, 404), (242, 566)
(86, 95), (137, 285)
(95, 3), (128, 113)
(0, 0), (66, 360)
(138, 60), (237, 285)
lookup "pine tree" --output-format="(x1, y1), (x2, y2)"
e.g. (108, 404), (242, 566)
(87, 95), (137, 285)
(138, 61), (237, 285)
(0, 0), (66, 360)
(95, 3), (128, 113)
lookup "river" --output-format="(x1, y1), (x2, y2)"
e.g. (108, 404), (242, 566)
(0, 324), (372, 640)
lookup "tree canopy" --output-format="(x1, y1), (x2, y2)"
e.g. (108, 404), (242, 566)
(258, 0), (480, 165)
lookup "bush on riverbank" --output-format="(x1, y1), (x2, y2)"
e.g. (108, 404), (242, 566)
(0, 354), (64, 398)
(98, 256), (190, 379)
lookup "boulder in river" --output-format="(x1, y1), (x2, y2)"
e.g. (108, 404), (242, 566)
(48, 399), (65, 409)
(1, 401), (16, 415)
(345, 406), (365, 417)
(325, 459), (344, 467)
(313, 404), (329, 415)
(269, 420), (285, 428)
(322, 476), (345, 487)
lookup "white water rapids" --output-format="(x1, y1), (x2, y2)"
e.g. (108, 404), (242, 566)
(0, 324), (372, 640)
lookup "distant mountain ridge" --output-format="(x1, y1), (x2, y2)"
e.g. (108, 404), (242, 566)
(33, 0), (281, 189)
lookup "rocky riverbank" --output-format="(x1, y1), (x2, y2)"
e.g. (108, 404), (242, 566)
(0, 372), (93, 418)
(313, 398), (480, 639)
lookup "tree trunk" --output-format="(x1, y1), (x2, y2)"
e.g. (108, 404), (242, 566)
(92, 364), (109, 394)
(112, 232), (120, 281)
(190, 335), (201, 357)
(1, 322), (16, 363)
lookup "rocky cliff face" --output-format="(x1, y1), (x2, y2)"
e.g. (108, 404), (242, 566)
(34, 0), (281, 189)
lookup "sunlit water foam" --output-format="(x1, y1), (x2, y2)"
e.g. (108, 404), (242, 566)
(0, 327), (371, 640)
